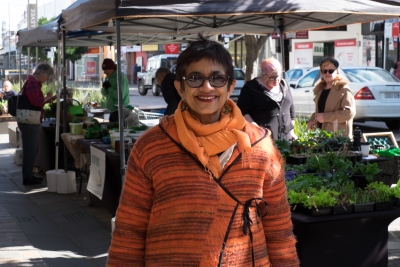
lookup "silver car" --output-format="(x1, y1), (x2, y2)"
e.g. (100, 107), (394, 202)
(230, 68), (245, 99)
(290, 66), (400, 130)
(284, 67), (311, 82)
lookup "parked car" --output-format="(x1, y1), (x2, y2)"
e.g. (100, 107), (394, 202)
(230, 68), (245, 99)
(290, 66), (400, 130)
(138, 54), (179, 96)
(284, 67), (311, 82)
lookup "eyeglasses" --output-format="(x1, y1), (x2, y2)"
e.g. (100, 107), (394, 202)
(262, 73), (282, 81)
(322, 69), (336, 74)
(182, 75), (230, 88)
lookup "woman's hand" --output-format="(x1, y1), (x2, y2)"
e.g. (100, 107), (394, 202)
(307, 120), (315, 130)
(315, 113), (325, 123)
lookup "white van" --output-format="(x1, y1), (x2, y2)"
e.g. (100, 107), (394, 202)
(138, 54), (179, 96)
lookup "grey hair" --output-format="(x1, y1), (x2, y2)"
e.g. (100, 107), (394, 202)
(33, 62), (54, 77)
(3, 80), (12, 89)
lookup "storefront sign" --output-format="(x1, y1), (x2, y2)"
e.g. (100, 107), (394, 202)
(294, 42), (313, 68)
(87, 47), (100, 54)
(87, 147), (106, 199)
(393, 22), (399, 38)
(126, 45), (142, 52)
(27, 4), (37, 29)
(272, 31), (309, 39)
(335, 39), (357, 66)
(141, 44), (159, 51)
(385, 23), (393, 39)
(165, 44), (179, 54)
(86, 62), (96, 75)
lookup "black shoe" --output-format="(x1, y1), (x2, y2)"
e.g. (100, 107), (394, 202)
(23, 177), (43, 185)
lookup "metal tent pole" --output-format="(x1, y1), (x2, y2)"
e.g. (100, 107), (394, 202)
(116, 19), (126, 185)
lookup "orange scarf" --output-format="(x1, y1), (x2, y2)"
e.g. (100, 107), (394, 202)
(174, 99), (252, 178)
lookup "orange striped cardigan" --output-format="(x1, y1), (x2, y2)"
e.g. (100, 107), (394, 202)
(107, 116), (299, 266)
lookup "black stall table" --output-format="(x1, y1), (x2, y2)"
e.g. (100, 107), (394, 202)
(292, 208), (400, 267)
(76, 139), (123, 216)
(34, 120), (67, 173)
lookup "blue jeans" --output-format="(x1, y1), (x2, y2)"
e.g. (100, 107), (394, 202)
(17, 122), (39, 182)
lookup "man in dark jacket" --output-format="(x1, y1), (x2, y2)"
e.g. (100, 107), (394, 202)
(155, 68), (181, 116)
(237, 58), (296, 141)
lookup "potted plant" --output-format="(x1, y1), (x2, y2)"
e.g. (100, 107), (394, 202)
(287, 190), (308, 212)
(351, 162), (381, 188)
(367, 181), (394, 210)
(353, 189), (374, 213)
(331, 181), (356, 215)
(391, 180), (400, 206)
(301, 187), (339, 216)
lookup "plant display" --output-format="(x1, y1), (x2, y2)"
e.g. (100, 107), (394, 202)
(367, 181), (393, 202)
(285, 148), (394, 215)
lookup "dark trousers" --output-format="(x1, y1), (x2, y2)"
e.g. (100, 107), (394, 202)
(109, 111), (119, 122)
(18, 122), (39, 182)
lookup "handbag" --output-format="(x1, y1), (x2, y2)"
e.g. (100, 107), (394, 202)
(15, 84), (42, 125)
(7, 95), (18, 116)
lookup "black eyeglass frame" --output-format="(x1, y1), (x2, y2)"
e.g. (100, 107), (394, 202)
(182, 75), (230, 88)
(321, 69), (336, 74)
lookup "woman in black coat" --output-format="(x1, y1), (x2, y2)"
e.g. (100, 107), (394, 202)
(237, 58), (296, 141)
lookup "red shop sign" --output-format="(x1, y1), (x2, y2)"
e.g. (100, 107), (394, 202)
(165, 44), (179, 54)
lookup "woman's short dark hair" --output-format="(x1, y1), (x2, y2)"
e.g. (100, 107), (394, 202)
(175, 33), (234, 90)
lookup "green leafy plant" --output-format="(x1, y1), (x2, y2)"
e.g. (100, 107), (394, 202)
(354, 188), (374, 204)
(367, 181), (392, 202)
(302, 187), (339, 209)
(274, 138), (291, 158)
(356, 162), (381, 183)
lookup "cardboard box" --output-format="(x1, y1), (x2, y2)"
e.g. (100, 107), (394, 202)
(8, 123), (20, 148)
(14, 148), (23, 165)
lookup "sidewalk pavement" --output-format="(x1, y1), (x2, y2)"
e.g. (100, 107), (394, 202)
(1, 132), (400, 266)
(0, 133), (112, 267)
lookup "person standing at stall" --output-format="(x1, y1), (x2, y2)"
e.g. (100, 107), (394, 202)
(101, 58), (130, 122)
(1, 80), (17, 100)
(155, 67), (181, 115)
(307, 57), (356, 138)
(107, 34), (299, 267)
(237, 57), (297, 141)
(18, 63), (55, 185)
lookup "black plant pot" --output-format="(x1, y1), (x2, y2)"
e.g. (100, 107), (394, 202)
(303, 206), (332, 217)
(374, 201), (394, 211)
(394, 198), (400, 207)
(332, 205), (354, 215)
(286, 156), (307, 165)
(290, 203), (301, 212)
(354, 202), (374, 213)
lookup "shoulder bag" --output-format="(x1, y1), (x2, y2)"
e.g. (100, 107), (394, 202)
(7, 95), (18, 116)
(15, 83), (42, 125)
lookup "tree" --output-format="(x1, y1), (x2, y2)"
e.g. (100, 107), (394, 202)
(21, 17), (54, 62)
(243, 35), (268, 81)
(64, 47), (88, 62)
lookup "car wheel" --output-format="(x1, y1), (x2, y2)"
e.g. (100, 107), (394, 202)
(138, 80), (148, 96)
(152, 81), (160, 96)
(385, 120), (400, 130)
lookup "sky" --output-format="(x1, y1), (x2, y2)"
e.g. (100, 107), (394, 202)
(0, 0), (53, 30)
(1, 0), (29, 29)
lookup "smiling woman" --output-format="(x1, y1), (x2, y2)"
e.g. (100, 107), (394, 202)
(107, 33), (299, 267)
